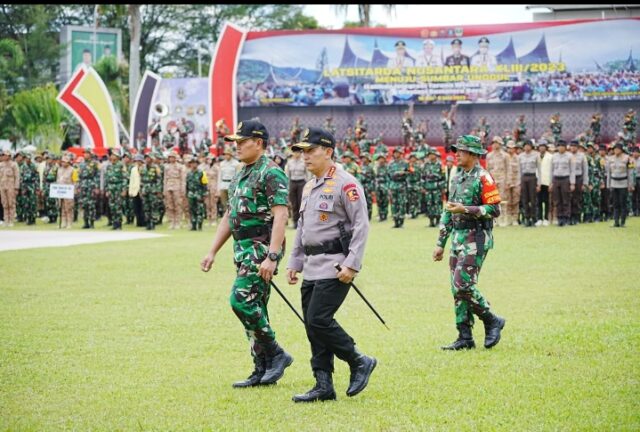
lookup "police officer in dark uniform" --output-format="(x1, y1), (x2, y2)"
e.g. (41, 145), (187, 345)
(445, 39), (470, 67)
(286, 127), (376, 403)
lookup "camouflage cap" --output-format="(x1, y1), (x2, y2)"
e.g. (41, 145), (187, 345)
(360, 152), (371, 161)
(374, 153), (386, 160)
(342, 151), (355, 160)
(452, 135), (486, 155)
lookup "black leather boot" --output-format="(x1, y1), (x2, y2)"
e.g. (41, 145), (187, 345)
(232, 355), (268, 388)
(260, 341), (293, 385)
(292, 370), (337, 403)
(346, 351), (377, 397)
(441, 324), (475, 350)
(82, 218), (90, 229)
(190, 221), (197, 231)
(480, 312), (506, 349)
(197, 221), (202, 231)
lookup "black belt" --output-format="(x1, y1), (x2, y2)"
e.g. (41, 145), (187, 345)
(553, 176), (569, 180)
(453, 219), (493, 230)
(303, 238), (346, 256)
(231, 225), (271, 241)
(290, 179), (306, 182)
(612, 176), (628, 180)
(522, 173), (537, 177)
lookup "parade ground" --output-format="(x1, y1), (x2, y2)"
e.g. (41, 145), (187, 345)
(1, 217), (638, 431)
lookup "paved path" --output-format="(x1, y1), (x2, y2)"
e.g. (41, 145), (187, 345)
(0, 230), (166, 252)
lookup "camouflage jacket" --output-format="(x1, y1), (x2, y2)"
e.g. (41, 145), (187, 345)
(437, 163), (501, 253)
(45, 164), (58, 184)
(388, 159), (408, 186)
(186, 168), (208, 199)
(140, 164), (163, 194)
(105, 161), (128, 193)
(78, 160), (100, 190)
(422, 160), (445, 190)
(407, 162), (422, 186)
(375, 164), (390, 190)
(359, 164), (376, 192)
(20, 162), (40, 193)
(343, 162), (361, 181)
(227, 154), (288, 262)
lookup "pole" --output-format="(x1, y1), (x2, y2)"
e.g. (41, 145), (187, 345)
(269, 280), (304, 325)
(334, 264), (389, 330)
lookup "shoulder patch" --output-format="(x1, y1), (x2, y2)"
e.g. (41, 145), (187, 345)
(346, 188), (360, 201)
(342, 183), (357, 192)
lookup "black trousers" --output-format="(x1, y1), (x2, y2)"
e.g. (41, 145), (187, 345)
(553, 177), (571, 218)
(289, 179), (306, 225)
(600, 187), (610, 218)
(301, 278), (357, 373)
(133, 195), (146, 226)
(611, 188), (629, 224)
(520, 175), (537, 220)
(633, 179), (640, 215)
(537, 185), (549, 220)
(570, 175), (584, 219)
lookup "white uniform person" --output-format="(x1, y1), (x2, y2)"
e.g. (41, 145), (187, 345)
(286, 127), (377, 403)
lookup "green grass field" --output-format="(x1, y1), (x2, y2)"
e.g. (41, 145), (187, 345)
(1, 215), (639, 431)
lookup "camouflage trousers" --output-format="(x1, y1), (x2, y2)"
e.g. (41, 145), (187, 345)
(407, 184), (421, 218)
(390, 184), (407, 223)
(424, 189), (442, 217)
(449, 249), (491, 326)
(44, 186), (58, 220)
(21, 189), (37, 222)
(376, 186), (389, 220)
(363, 187), (373, 220)
(80, 188), (96, 223)
(16, 193), (24, 221)
(123, 196), (135, 223)
(108, 190), (124, 224)
(230, 250), (276, 357)
(188, 196), (205, 225)
(142, 192), (162, 224)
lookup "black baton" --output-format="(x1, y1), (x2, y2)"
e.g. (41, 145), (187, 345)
(334, 264), (389, 330)
(270, 280), (305, 325)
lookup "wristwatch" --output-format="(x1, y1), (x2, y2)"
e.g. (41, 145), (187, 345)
(267, 251), (279, 261)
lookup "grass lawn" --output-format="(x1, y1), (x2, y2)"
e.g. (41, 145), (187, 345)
(1, 214), (639, 431)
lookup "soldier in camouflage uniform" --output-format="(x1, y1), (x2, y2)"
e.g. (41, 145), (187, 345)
(359, 153), (375, 220)
(433, 135), (505, 351)
(122, 153), (136, 224)
(550, 112), (562, 144)
(140, 153), (163, 230)
(623, 109), (637, 144)
(374, 153), (390, 221)
(423, 147), (445, 227)
(513, 114), (527, 143)
(201, 120), (292, 388)
(406, 153), (422, 219)
(15, 153), (25, 222)
(581, 143), (598, 223)
(78, 149), (100, 228)
(43, 155), (59, 224)
(105, 149), (129, 230)
(20, 152), (40, 225)
(590, 113), (602, 144)
(323, 116), (336, 137)
(186, 157), (208, 231)
(388, 147), (409, 228)
(341, 152), (361, 181)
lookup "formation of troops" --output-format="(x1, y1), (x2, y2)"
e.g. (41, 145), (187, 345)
(1, 108), (638, 230)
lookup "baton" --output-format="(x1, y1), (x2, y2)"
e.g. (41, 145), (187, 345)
(270, 280), (305, 325)
(334, 264), (389, 330)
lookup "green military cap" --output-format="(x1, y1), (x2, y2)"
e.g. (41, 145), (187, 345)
(452, 135), (486, 155)
(342, 151), (355, 159)
(374, 153), (386, 160)
(360, 152), (371, 161)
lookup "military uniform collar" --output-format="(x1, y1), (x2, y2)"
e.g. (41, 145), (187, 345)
(240, 154), (267, 178)
(324, 164), (337, 179)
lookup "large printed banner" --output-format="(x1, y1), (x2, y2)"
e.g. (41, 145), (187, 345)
(236, 18), (640, 106)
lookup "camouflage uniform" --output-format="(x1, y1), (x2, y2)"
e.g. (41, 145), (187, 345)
(20, 157), (40, 225)
(423, 153), (445, 224)
(186, 162), (208, 230)
(374, 155), (390, 221)
(388, 153), (408, 227)
(105, 157), (129, 229)
(123, 161), (135, 224)
(43, 161), (59, 223)
(582, 150), (599, 222)
(407, 157), (422, 218)
(359, 156), (375, 221)
(437, 136), (504, 349)
(550, 117), (562, 144)
(78, 157), (100, 227)
(140, 161), (163, 228)
(227, 153), (289, 358)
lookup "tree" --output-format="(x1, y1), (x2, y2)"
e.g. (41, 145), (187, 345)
(334, 4), (396, 28)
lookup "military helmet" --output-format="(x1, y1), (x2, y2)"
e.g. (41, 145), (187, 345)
(452, 135), (486, 155)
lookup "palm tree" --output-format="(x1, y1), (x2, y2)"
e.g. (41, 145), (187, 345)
(333, 4), (395, 27)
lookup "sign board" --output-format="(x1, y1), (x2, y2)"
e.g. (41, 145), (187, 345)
(50, 184), (75, 199)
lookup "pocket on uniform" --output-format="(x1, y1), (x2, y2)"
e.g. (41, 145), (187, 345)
(314, 200), (335, 212)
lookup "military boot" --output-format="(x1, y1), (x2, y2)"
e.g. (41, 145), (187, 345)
(260, 341), (293, 385)
(82, 218), (90, 229)
(441, 324), (475, 350)
(90, 220), (95, 228)
(480, 312), (506, 349)
(146, 221), (152, 230)
(346, 350), (377, 397)
(232, 355), (268, 388)
(197, 221), (203, 231)
(292, 370), (337, 403)
(190, 221), (197, 231)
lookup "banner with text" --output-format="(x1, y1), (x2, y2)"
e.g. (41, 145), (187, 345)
(237, 19), (640, 106)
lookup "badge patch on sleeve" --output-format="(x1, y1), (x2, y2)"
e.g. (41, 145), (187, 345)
(346, 188), (360, 201)
(481, 174), (501, 204)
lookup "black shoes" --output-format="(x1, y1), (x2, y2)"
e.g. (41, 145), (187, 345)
(480, 312), (506, 349)
(82, 219), (90, 229)
(441, 323), (476, 350)
(260, 342), (293, 385)
(292, 370), (337, 403)
(346, 352), (377, 397)
(232, 355), (268, 388)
